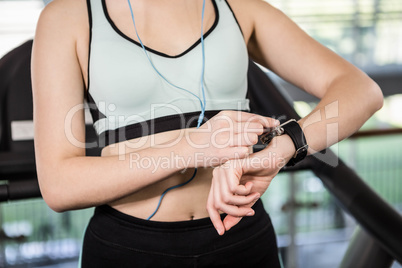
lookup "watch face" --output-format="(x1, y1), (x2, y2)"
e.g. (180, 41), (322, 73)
(260, 126), (281, 144)
(260, 131), (276, 144)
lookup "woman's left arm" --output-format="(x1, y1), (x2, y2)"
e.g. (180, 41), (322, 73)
(247, 0), (383, 151)
(207, 0), (383, 235)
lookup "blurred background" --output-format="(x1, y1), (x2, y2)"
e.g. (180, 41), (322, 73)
(0, 0), (401, 267)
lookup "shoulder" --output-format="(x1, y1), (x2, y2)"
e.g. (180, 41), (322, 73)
(32, 0), (90, 88)
(41, 0), (88, 18)
(34, 0), (90, 67)
(225, 0), (279, 16)
(36, 0), (88, 40)
(225, 0), (282, 43)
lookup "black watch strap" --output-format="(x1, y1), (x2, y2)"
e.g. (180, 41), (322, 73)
(282, 120), (308, 166)
(260, 119), (308, 166)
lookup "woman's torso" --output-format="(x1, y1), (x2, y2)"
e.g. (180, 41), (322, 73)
(76, 0), (254, 221)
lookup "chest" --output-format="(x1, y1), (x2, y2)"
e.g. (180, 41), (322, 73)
(78, 0), (253, 90)
(104, 0), (217, 57)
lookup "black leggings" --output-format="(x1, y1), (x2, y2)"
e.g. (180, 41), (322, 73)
(81, 199), (281, 267)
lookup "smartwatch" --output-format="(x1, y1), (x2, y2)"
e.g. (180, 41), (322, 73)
(260, 119), (308, 166)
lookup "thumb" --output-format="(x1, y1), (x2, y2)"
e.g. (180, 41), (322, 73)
(223, 215), (243, 232)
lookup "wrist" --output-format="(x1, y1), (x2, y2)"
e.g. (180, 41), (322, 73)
(260, 119), (308, 166)
(177, 130), (197, 169)
(267, 135), (296, 165)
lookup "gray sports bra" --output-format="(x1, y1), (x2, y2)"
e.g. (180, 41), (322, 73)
(86, 0), (250, 147)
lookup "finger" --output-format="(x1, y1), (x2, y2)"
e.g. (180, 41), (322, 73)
(214, 174), (238, 213)
(225, 147), (250, 160)
(216, 111), (257, 122)
(221, 192), (260, 206)
(245, 181), (254, 192)
(237, 114), (280, 130)
(233, 181), (253, 195)
(234, 122), (265, 135)
(215, 202), (255, 218)
(223, 215), (243, 232)
(221, 162), (243, 195)
(207, 195), (225, 236)
(214, 165), (241, 199)
(214, 169), (254, 208)
(208, 207), (225, 236)
(256, 116), (280, 128)
(223, 198), (260, 231)
(230, 111), (279, 126)
(230, 133), (259, 146)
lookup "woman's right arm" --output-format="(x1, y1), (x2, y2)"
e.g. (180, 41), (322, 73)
(31, 0), (191, 211)
(31, 0), (277, 212)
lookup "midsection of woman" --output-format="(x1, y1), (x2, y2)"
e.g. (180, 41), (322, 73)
(82, 0), (253, 221)
(32, 0), (382, 228)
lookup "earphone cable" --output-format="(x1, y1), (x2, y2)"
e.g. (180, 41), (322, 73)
(127, 0), (207, 220)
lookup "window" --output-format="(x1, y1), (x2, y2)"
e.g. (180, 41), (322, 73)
(0, 0), (43, 58)
(268, 0), (402, 68)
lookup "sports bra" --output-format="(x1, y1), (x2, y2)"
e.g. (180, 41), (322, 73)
(86, 0), (250, 147)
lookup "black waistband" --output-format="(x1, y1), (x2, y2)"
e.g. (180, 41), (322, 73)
(95, 199), (265, 231)
(87, 199), (272, 256)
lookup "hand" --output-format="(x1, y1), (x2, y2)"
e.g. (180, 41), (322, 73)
(184, 111), (279, 168)
(206, 135), (295, 235)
